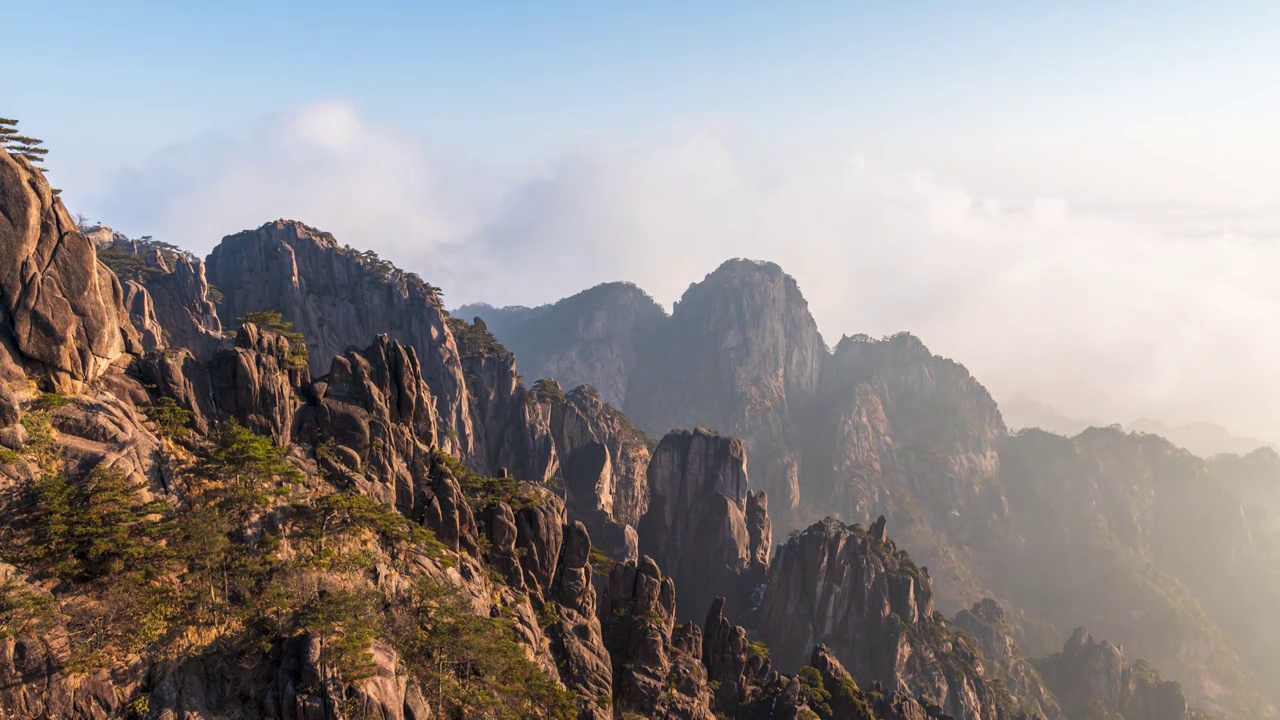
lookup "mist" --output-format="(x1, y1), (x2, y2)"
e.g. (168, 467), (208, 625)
(80, 101), (1280, 445)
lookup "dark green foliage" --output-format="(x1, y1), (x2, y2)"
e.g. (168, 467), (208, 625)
(0, 579), (56, 639)
(448, 317), (512, 360)
(148, 397), (193, 439)
(532, 377), (565, 403)
(435, 450), (542, 510)
(387, 578), (578, 719)
(292, 491), (448, 568)
(588, 545), (616, 572)
(13, 466), (172, 583)
(332, 242), (443, 303)
(0, 407), (576, 712)
(297, 588), (384, 682)
(234, 310), (309, 368)
(1, 118), (50, 171)
(31, 392), (69, 411)
(98, 245), (162, 283)
(796, 666), (833, 715)
(2, 465), (181, 668)
(193, 419), (303, 521)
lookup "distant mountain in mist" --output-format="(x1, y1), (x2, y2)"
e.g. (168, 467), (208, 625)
(1002, 394), (1274, 458)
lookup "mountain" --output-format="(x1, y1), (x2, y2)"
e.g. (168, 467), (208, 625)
(469, 261), (1279, 718)
(0, 146), (1099, 719)
(1002, 395), (1275, 458)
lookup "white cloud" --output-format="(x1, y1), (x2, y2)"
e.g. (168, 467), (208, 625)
(82, 102), (1280, 443)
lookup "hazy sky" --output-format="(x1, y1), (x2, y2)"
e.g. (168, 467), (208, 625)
(8, 2), (1280, 440)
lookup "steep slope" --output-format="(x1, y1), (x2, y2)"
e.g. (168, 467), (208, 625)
(206, 220), (554, 483)
(2, 177), (980, 718)
(638, 428), (771, 622)
(756, 516), (1029, 719)
(997, 428), (1278, 718)
(1037, 628), (1209, 720)
(458, 281), (666, 409)
(470, 259), (1280, 718)
(626, 259), (825, 528)
(0, 150), (139, 390)
(953, 600), (1062, 720)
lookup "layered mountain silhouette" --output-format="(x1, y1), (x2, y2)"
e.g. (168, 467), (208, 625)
(0, 145), (1272, 719)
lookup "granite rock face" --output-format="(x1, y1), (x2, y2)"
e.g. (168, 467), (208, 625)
(458, 281), (666, 409)
(549, 383), (652, 527)
(451, 316), (557, 485)
(469, 259), (1279, 719)
(599, 556), (716, 720)
(206, 221), (565, 483)
(0, 150), (138, 390)
(756, 517), (1022, 719)
(207, 323), (309, 445)
(1037, 628), (1209, 720)
(140, 248), (225, 359)
(295, 333), (439, 511)
(546, 520), (613, 720)
(953, 599), (1062, 720)
(207, 220), (481, 466)
(638, 427), (771, 622)
(627, 260), (824, 528)
(121, 280), (164, 352)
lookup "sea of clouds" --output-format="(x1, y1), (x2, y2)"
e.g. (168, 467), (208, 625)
(80, 101), (1280, 445)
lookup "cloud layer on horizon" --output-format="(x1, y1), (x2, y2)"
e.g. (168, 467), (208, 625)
(80, 101), (1280, 443)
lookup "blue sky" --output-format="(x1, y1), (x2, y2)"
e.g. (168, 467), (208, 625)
(10, 1), (1280, 199)
(7, 2), (1280, 438)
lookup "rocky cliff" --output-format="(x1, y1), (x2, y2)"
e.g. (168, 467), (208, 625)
(470, 259), (1280, 718)
(0, 150), (139, 391)
(1037, 628), (1209, 720)
(756, 516), (1025, 719)
(2, 148), (1270, 719)
(997, 428), (1278, 718)
(458, 281), (666, 409)
(206, 221), (488, 467)
(638, 427), (771, 622)
(953, 600), (1062, 720)
(627, 260), (825, 527)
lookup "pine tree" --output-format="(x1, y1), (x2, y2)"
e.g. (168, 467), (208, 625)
(0, 118), (49, 169)
(1, 118), (58, 194)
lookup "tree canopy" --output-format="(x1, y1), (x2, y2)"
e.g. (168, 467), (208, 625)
(2, 117), (58, 194)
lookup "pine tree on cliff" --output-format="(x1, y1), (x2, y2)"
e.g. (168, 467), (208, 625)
(1, 117), (59, 194)
(0, 118), (49, 168)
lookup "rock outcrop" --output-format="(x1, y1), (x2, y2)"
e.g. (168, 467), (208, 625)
(549, 383), (652, 528)
(206, 221), (562, 482)
(757, 517), (1020, 719)
(1037, 628), (1208, 720)
(0, 149), (138, 390)
(627, 260), (824, 528)
(295, 333), (439, 511)
(207, 220), (480, 466)
(207, 323), (309, 445)
(139, 248), (225, 360)
(469, 260), (1280, 718)
(458, 281), (667, 409)
(121, 280), (163, 352)
(638, 427), (771, 622)
(451, 316), (557, 485)
(546, 521), (613, 720)
(953, 599), (1062, 719)
(599, 556), (716, 719)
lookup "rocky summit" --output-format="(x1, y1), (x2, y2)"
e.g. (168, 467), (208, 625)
(0, 143), (1273, 720)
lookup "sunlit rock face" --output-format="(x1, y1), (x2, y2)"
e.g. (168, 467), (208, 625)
(0, 149), (139, 390)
